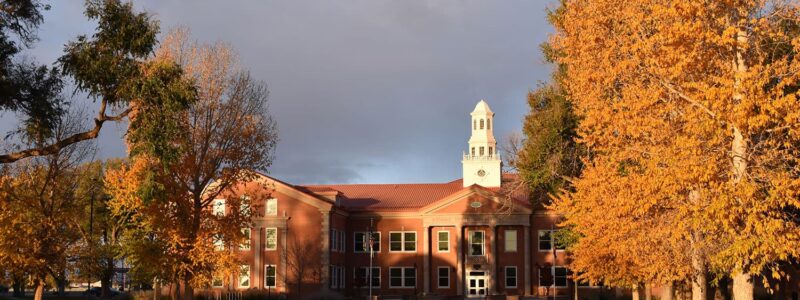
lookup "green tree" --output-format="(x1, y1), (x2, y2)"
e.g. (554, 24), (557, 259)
(0, 0), (195, 164)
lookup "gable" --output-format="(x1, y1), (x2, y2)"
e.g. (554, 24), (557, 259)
(421, 186), (532, 215)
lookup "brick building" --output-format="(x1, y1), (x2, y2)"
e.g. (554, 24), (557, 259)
(211, 100), (598, 298)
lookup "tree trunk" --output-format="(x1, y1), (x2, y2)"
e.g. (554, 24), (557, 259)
(154, 279), (160, 300)
(662, 282), (675, 300)
(732, 273), (753, 300)
(33, 281), (44, 300)
(645, 284), (652, 300)
(183, 278), (193, 300)
(692, 242), (707, 300)
(101, 259), (113, 299)
(633, 284), (644, 300)
(12, 278), (24, 297)
(172, 281), (180, 300)
(730, 23), (753, 300)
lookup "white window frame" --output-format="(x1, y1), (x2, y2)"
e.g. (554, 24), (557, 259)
(505, 266), (518, 288)
(354, 232), (381, 253)
(389, 231), (417, 252)
(264, 265), (277, 288)
(437, 231), (450, 252)
(238, 265), (250, 288)
(330, 265), (344, 289)
(468, 230), (485, 256)
(265, 227), (277, 251)
(240, 228), (251, 250)
(240, 195), (251, 215)
(355, 267), (381, 288)
(265, 198), (277, 216)
(437, 266), (450, 288)
(389, 267), (416, 288)
(213, 199), (226, 216)
(504, 230), (518, 253)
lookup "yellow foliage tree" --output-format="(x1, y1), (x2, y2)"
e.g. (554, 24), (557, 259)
(106, 28), (278, 300)
(549, 0), (800, 299)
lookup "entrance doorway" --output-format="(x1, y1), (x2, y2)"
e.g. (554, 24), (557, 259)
(466, 271), (487, 297)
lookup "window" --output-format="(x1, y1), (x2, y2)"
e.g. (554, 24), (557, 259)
(389, 267), (416, 288)
(354, 232), (381, 253)
(473, 119), (476, 130)
(330, 265), (344, 289)
(264, 265), (277, 288)
(487, 119), (491, 130)
(389, 232), (416, 252)
(212, 275), (224, 288)
(265, 198), (277, 216)
(504, 230), (517, 252)
(437, 231), (449, 252)
(265, 228), (277, 250)
(239, 265), (250, 288)
(240, 195), (250, 215)
(331, 229), (339, 251)
(480, 119), (484, 129)
(489, 147), (493, 156)
(240, 228), (251, 250)
(554, 267), (568, 287)
(355, 267), (380, 287)
(213, 199), (225, 216)
(539, 230), (566, 251)
(437, 267), (450, 288)
(505, 266), (517, 288)
(213, 234), (224, 251)
(471, 147), (475, 157)
(469, 231), (485, 256)
(339, 230), (346, 252)
(479, 147), (485, 156)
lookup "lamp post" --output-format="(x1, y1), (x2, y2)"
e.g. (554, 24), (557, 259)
(368, 218), (375, 300)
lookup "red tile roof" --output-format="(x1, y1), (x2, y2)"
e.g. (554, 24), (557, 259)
(297, 174), (532, 212)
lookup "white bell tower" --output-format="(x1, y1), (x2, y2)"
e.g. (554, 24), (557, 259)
(462, 99), (501, 187)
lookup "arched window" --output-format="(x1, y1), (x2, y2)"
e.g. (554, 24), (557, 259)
(473, 120), (476, 130)
(487, 119), (491, 130)
(471, 147), (475, 157)
(489, 147), (493, 157)
(479, 147), (485, 156)
(480, 119), (484, 129)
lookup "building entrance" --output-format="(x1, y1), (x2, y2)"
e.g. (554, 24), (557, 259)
(466, 271), (487, 297)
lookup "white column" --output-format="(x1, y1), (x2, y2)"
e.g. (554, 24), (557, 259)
(423, 226), (430, 294)
(524, 226), (531, 295)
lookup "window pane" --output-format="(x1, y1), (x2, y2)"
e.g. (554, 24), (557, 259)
(404, 232), (416, 242)
(265, 228), (277, 250)
(354, 233), (365, 252)
(438, 231), (449, 252)
(265, 198), (277, 216)
(371, 233), (380, 252)
(404, 268), (416, 287)
(505, 230), (517, 252)
(539, 230), (552, 250)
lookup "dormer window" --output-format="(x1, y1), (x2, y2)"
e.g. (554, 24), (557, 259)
(487, 119), (491, 130)
(480, 119), (484, 129)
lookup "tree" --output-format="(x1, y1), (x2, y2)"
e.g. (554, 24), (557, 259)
(0, 112), (95, 300)
(106, 29), (278, 300)
(284, 237), (325, 299)
(0, 0), (195, 164)
(549, 1), (800, 299)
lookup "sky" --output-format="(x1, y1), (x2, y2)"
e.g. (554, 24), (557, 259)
(4, 0), (557, 184)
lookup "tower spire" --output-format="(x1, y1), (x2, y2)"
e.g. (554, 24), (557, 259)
(462, 99), (501, 187)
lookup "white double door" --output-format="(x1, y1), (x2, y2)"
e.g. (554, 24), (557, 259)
(466, 271), (487, 297)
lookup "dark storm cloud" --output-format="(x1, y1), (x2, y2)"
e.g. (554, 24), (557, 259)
(3, 0), (556, 184)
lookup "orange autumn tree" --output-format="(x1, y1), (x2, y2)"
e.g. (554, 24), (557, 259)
(106, 29), (277, 300)
(549, 0), (800, 299)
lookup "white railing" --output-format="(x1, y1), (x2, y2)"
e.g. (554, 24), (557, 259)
(462, 154), (501, 161)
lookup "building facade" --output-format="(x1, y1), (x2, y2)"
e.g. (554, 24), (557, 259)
(211, 101), (597, 299)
